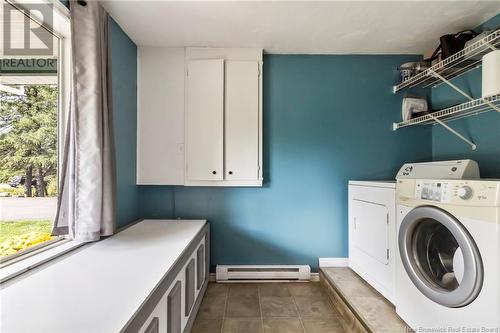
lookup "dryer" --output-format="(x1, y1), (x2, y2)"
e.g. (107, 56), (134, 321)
(395, 178), (500, 331)
(349, 180), (396, 303)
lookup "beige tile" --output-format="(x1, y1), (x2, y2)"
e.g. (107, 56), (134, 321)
(320, 272), (373, 333)
(288, 283), (325, 298)
(206, 283), (230, 297)
(322, 267), (358, 282)
(302, 319), (345, 333)
(294, 296), (336, 319)
(334, 278), (375, 298)
(229, 284), (259, 297)
(329, 292), (366, 333)
(226, 294), (260, 317)
(191, 319), (223, 333)
(350, 296), (407, 333)
(259, 283), (291, 297)
(198, 293), (227, 319)
(263, 318), (305, 333)
(261, 296), (298, 317)
(223, 318), (263, 333)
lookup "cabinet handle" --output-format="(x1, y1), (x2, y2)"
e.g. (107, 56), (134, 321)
(212, 171), (217, 175)
(228, 171), (233, 175)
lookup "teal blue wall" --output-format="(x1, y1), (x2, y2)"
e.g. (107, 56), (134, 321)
(140, 55), (433, 271)
(431, 14), (500, 178)
(64, 3), (499, 271)
(109, 18), (140, 228)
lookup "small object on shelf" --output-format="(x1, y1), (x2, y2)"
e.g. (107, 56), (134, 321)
(482, 50), (500, 98)
(398, 61), (431, 83)
(402, 96), (428, 121)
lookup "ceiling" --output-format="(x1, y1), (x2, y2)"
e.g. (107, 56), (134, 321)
(102, 1), (500, 55)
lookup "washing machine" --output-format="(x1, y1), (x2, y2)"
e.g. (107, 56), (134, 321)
(395, 177), (500, 331)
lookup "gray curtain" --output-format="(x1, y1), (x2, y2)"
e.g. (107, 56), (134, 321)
(53, 1), (116, 242)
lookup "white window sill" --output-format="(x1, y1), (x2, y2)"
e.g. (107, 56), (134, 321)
(0, 239), (86, 284)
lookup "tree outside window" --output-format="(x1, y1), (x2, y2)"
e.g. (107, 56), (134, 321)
(0, 86), (58, 257)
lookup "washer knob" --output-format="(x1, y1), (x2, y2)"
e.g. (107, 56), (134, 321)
(457, 186), (473, 200)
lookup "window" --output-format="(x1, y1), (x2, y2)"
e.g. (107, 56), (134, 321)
(0, 0), (70, 262)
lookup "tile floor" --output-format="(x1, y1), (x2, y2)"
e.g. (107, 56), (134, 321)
(192, 282), (346, 333)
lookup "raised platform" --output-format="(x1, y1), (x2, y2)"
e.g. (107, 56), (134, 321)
(320, 267), (409, 333)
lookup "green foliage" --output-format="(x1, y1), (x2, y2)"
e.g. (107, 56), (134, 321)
(0, 187), (25, 197)
(0, 86), (58, 196)
(0, 220), (52, 243)
(46, 175), (58, 197)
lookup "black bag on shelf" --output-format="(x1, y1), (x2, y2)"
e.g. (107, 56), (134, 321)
(431, 30), (477, 61)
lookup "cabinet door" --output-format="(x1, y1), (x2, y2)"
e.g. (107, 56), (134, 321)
(351, 199), (389, 265)
(167, 281), (182, 333)
(186, 59), (224, 181)
(224, 61), (260, 180)
(196, 244), (205, 290)
(144, 317), (159, 333)
(184, 259), (195, 316)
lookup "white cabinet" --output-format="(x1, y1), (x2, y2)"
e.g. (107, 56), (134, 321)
(136, 229), (207, 333)
(225, 61), (260, 181)
(137, 47), (262, 187)
(118, 222), (207, 333)
(348, 181), (396, 304)
(185, 59), (225, 181)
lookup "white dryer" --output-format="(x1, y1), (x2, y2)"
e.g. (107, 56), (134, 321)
(349, 180), (396, 303)
(395, 178), (500, 331)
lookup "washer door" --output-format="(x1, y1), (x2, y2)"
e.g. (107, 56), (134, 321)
(399, 206), (483, 308)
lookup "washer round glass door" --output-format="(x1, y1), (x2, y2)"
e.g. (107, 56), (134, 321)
(398, 206), (483, 308)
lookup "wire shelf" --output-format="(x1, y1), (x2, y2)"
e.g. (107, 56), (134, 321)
(393, 29), (500, 92)
(393, 94), (500, 130)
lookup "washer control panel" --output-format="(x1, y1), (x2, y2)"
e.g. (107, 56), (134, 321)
(415, 181), (452, 203)
(413, 180), (500, 205)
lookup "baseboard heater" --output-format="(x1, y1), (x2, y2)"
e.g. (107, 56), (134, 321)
(216, 265), (311, 282)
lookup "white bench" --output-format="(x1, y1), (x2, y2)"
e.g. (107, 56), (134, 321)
(0, 219), (209, 333)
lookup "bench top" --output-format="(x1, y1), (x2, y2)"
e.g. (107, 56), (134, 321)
(0, 219), (206, 333)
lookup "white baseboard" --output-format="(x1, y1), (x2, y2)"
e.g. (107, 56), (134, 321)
(319, 258), (349, 268)
(208, 272), (319, 282)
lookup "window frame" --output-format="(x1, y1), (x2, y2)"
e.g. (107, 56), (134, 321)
(0, 0), (73, 272)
